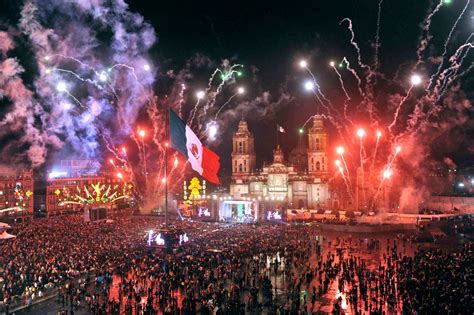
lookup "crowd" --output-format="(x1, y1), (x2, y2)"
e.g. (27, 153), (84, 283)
(0, 215), (472, 314)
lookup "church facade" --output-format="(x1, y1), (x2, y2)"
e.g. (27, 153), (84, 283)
(230, 116), (331, 209)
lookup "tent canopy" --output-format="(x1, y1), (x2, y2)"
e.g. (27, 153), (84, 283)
(0, 231), (16, 240)
(0, 222), (11, 229)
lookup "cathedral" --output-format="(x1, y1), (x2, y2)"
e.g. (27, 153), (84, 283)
(230, 115), (331, 209)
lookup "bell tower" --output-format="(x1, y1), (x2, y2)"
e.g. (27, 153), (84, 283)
(231, 120), (256, 180)
(273, 145), (284, 164)
(307, 115), (328, 175)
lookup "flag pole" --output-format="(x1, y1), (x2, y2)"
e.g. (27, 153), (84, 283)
(165, 109), (169, 227)
(276, 124), (279, 147)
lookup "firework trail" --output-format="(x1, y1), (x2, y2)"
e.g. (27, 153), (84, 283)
(340, 18), (372, 73)
(428, 0), (471, 90)
(199, 64), (243, 129)
(178, 83), (186, 118)
(358, 138), (367, 206)
(369, 132), (382, 179)
(388, 85), (414, 134)
(330, 63), (352, 123)
(338, 167), (355, 204)
(303, 65), (333, 107)
(430, 43), (473, 106)
(415, 0), (444, 66)
(341, 57), (365, 97)
(339, 151), (353, 192)
(214, 91), (240, 119)
(188, 98), (202, 127)
(374, 0), (384, 71)
(436, 38), (473, 98)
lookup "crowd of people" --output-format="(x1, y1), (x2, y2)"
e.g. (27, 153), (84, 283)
(0, 215), (472, 314)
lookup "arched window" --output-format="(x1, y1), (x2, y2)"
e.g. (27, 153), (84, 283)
(239, 164), (243, 172)
(315, 138), (320, 150)
(239, 142), (243, 153)
(322, 157), (325, 170)
(234, 160), (237, 172)
(311, 157), (314, 171)
(316, 161), (321, 171)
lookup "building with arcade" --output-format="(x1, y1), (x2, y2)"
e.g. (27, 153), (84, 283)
(229, 116), (331, 211)
(46, 160), (134, 215)
(0, 170), (34, 219)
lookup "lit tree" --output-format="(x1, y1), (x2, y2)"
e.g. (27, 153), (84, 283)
(188, 177), (202, 200)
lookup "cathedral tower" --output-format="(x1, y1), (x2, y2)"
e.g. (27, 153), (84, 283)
(231, 120), (256, 179)
(307, 115), (328, 175)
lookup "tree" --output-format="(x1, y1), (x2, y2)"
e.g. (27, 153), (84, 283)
(188, 177), (202, 200)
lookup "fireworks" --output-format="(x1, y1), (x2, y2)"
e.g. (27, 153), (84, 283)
(0, 0), (470, 216)
(196, 90), (205, 99)
(99, 72), (108, 82)
(56, 81), (67, 92)
(383, 169), (392, 179)
(410, 74), (422, 86)
(208, 123), (218, 140)
(304, 81), (315, 91)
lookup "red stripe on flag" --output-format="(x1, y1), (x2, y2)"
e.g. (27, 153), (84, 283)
(202, 146), (220, 184)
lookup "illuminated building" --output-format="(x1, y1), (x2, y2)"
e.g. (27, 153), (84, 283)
(230, 116), (331, 209)
(0, 170), (34, 218)
(46, 160), (133, 214)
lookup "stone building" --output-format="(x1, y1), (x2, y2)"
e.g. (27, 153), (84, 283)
(230, 116), (331, 209)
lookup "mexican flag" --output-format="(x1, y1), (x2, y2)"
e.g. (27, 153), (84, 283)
(169, 110), (220, 184)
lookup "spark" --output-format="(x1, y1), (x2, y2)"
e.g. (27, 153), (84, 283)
(99, 72), (108, 82)
(304, 80), (315, 91)
(143, 64), (150, 71)
(207, 121), (218, 140)
(56, 81), (67, 92)
(410, 74), (422, 85)
(383, 168), (392, 179)
(299, 60), (307, 68)
(196, 90), (205, 99)
(357, 128), (365, 138)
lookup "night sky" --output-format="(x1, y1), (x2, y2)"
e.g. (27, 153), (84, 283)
(127, 0), (473, 176)
(0, 0), (473, 182)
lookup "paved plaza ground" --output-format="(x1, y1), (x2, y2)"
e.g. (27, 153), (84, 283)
(7, 216), (470, 315)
